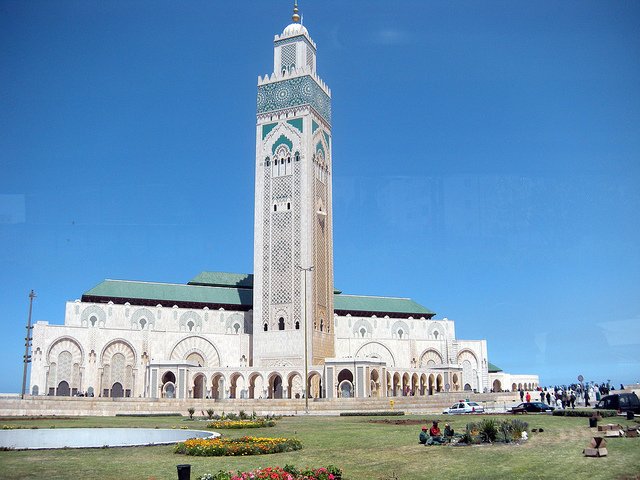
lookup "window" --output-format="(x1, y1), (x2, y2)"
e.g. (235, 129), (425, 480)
(234, 323), (240, 334)
(433, 331), (439, 339)
(295, 321), (300, 330)
(187, 320), (194, 332)
(295, 152), (300, 161)
(398, 329), (404, 339)
(360, 327), (366, 338)
(89, 316), (97, 327)
(263, 322), (268, 332)
(278, 317), (285, 330)
(274, 205), (277, 212)
(287, 202), (291, 210)
(320, 319), (324, 332)
(139, 318), (146, 330)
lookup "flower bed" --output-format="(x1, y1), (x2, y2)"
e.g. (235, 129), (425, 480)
(198, 465), (342, 480)
(175, 436), (302, 456)
(206, 419), (276, 429)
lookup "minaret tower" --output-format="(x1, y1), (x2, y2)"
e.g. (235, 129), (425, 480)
(253, 2), (335, 370)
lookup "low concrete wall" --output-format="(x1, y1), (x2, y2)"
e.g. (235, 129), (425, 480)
(0, 392), (520, 417)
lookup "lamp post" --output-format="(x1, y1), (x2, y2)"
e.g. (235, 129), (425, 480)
(297, 265), (313, 414)
(21, 290), (36, 399)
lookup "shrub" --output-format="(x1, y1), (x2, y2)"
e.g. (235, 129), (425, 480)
(226, 412), (238, 420)
(187, 407), (195, 420)
(478, 418), (498, 442)
(197, 465), (342, 480)
(206, 409), (215, 420)
(239, 410), (248, 420)
(552, 409), (616, 418)
(206, 419), (276, 429)
(497, 418), (529, 443)
(175, 436), (302, 456)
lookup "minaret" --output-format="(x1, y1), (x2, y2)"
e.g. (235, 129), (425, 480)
(253, 2), (335, 370)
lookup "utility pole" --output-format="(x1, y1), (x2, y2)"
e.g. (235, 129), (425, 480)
(297, 265), (313, 414)
(21, 290), (36, 399)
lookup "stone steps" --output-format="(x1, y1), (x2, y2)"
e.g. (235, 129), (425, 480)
(0, 392), (521, 417)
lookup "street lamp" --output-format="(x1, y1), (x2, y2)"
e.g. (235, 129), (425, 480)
(297, 265), (313, 414)
(21, 290), (36, 399)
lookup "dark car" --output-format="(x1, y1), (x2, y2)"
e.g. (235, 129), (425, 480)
(509, 402), (555, 414)
(595, 392), (640, 414)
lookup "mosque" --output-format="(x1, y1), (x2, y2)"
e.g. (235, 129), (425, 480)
(28, 4), (538, 401)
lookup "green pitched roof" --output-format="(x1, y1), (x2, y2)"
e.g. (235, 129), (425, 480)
(188, 271), (254, 289)
(82, 273), (435, 318)
(488, 362), (502, 373)
(82, 279), (252, 308)
(334, 294), (435, 317)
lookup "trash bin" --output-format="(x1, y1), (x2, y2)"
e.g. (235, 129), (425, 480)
(626, 411), (634, 420)
(177, 464), (191, 480)
(589, 417), (598, 428)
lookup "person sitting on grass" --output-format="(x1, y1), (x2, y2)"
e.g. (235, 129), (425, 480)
(444, 423), (454, 438)
(419, 427), (428, 444)
(426, 421), (444, 445)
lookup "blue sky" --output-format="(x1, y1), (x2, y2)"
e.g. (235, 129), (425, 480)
(1, 0), (639, 393)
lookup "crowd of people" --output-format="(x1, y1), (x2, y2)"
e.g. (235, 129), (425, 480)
(519, 382), (623, 409)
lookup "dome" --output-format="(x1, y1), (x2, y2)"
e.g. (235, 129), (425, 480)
(282, 22), (308, 37)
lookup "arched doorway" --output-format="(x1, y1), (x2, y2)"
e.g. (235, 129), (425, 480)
(420, 374), (427, 396)
(464, 383), (472, 391)
(111, 382), (124, 398)
(436, 374), (443, 392)
(493, 379), (502, 392)
(269, 374), (283, 399)
(248, 373), (263, 399)
(56, 381), (70, 396)
(428, 374), (435, 395)
(164, 383), (175, 398)
(337, 369), (354, 398)
(193, 374), (206, 399)
(211, 373), (225, 399)
(230, 373), (245, 399)
(288, 372), (303, 399)
(392, 372), (401, 396)
(452, 373), (461, 391)
(162, 371), (176, 398)
(411, 373), (419, 396)
(308, 372), (322, 399)
(370, 369), (380, 398)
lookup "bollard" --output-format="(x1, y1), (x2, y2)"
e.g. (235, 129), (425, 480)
(589, 417), (598, 428)
(626, 411), (634, 420)
(177, 464), (191, 480)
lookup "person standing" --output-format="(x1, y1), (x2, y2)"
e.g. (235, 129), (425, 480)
(525, 391), (531, 403)
(546, 391), (551, 405)
(520, 389), (524, 402)
(584, 389), (590, 407)
(540, 390), (545, 403)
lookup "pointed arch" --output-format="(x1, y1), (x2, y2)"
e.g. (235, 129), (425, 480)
(355, 341), (396, 367)
(169, 336), (221, 367)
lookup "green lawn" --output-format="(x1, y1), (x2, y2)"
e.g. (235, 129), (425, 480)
(1, 414), (639, 479)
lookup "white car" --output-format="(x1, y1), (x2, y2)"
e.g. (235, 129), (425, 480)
(443, 401), (485, 414)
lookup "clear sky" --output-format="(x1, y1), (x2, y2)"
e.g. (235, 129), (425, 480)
(1, 0), (639, 393)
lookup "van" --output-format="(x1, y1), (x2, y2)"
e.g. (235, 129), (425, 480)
(595, 392), (640, 414)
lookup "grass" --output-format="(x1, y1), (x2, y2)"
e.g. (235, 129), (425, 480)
(1, 414), (639, 479)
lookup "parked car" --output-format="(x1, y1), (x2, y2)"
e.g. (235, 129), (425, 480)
(509, 402), (555, 414)
(443, 401), (485, 414)
(595, 392), (640, 414)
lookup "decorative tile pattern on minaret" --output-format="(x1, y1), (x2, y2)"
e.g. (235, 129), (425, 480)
(252, 6), (335, 367)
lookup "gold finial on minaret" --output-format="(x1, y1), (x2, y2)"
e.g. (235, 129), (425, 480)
(292, 0), (301, 23)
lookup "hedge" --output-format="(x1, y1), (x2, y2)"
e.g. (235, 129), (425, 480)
(339, 411), (404, 417)
(552, 409), (617, 417)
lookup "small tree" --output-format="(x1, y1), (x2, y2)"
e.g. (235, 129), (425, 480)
(206, 408), (215, 420)
(187, 407), (195, 420)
